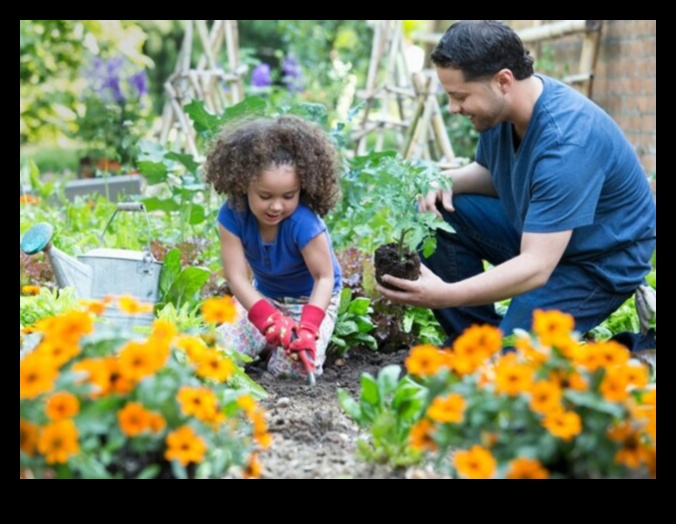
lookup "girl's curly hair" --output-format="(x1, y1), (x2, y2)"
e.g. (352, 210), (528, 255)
(203, 114), (341, 217)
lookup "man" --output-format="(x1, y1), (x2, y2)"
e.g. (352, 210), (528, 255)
(377, 20), (656, 349)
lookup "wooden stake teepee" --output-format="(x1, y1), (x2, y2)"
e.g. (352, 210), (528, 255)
(158, 20), (246, 157)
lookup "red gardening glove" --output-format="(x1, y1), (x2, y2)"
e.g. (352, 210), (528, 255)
(287, 304), (326, 367)
(247, 299), (295, 349)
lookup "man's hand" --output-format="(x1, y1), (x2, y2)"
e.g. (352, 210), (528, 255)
(418, 183), (454, 218)
(375, 264), (448, 308)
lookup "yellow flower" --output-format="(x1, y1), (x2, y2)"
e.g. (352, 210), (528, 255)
(20, 420), (40, 456)
(40, 310), (93, 344)
(150, 319), (178, 348)
(177, 386), (222, 423)
(20, 194), (40, 205)
(37, 419), (80, 464)
(506, 458), (550, 479)
(165, 426), (207, 466)
(177, 335), (209, 362)
(529, 380), (563, 415)
(201, 296), (238, 324)
(454, 445), (497, 479)
(194, 349), (234, 383)
(595, 340), (631, 369)
(494, 355), (535, 397)
(80, 299), (108, 316)
(427, 393), (466, 424)
(236, 394), (258, 416)
(409, 419), (437, 452)
(532, 309), (575, 347)
(542, 409), (583, 441)
(45, 392), (80, 421)
(118, 402), (153, 437)
(117, 295), (153, 315)
(20, 352), (59, 400)
(21, 285), (41, 296)
(244, 452), (263, 479)
(405, 345), (445, 377)
(34, 339), (81, 368)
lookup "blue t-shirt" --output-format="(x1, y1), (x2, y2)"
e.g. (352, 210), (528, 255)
(218, 201), (342, 298)
(476, 75), (656, 294)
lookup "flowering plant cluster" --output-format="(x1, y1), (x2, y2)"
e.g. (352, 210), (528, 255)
(340, 309), (656, 478)
(75, 56), (152, 170)
(250, 54), (304, 93)
(405, 310), (656, 479)
(20, 295), (269, 479)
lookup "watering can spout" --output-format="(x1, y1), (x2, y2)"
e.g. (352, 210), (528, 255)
(20, 223), (93, 299)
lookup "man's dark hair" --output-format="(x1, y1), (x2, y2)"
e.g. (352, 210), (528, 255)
(430, 20), (535, 81)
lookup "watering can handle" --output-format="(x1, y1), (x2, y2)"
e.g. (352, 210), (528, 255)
(99, 203), (153, 255)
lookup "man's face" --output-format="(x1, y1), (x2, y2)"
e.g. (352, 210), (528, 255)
(436, 67), (507, 133)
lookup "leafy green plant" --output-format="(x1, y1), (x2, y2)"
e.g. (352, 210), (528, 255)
(20, 301), (270, 479)
(329, 288), (378, 356)
(338, 365), (426, 467)
(402, 307), (446, 347)
(20, 287), (80, 329)
(328, 151), (454, 258)
(157, 248), (211, 312)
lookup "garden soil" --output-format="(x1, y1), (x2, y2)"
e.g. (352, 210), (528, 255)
(235, 347), (446, 480)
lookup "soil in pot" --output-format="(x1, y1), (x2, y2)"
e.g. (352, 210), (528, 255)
(374, 242), (421, 291)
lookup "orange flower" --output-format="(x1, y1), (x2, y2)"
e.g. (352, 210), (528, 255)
(45, 392), (80, 421)
(80, 299), (108, 316)
(194, 349), (234, 383)
(20, 352), (59, 400)
(177, 335), (208, 362)
(150, 319), (178, 348)
(34, 339), (81, 368)
(178, 387), (222, 423)
(405, 345), (445, 377)
(426, 393), (466, 424)
(39, 310), (93, 344)
(454, 445), (497, 479)
(453, 324), (502, 362)
(494, 355), (535, 397)
(600, 368), (630, 403)
(244, 452), (263, 479)
(37, 419), (80, 464)
(542, 409), (582, 441)
(21, 285), (41, 296)
(615, 438), (655, 470)
(595, 340), (631, 368)
(118, 340), (159, 382)
(236, 394), (258, 416)
(201, 296), (238, 324)
(532, 309), (575, 347)
(20, 420), (40, 456)
(409, 419), (437, 452)
(118, 402), (153, 437)
(117, 295), (153, 315)
(529, 380), (563, 415)
(165, 426), (207, 466)
(506, 458), (550, 479)
(20, 194), (40, 205)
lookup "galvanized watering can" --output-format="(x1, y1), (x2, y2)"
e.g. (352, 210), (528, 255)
(20, 203), (162, 327)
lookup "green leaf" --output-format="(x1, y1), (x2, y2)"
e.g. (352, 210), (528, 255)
(166, 267), (211, 309)
(347, 297), (372, 316)
(136, 161), (168, 185)
(360, 374), (380, 406)
(136, 465), (161, 479)
(335, 320), (359, 337)
(165, 152), (201, 175)
(187, 204), (206, 225)
(337, 389), (361, 421)
(377, 365), (402, 397)
(141, 196), (180, 213)
(159, 249), (182, 297)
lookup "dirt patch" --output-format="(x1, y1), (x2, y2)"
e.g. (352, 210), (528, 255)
(244, 347), (424, 479)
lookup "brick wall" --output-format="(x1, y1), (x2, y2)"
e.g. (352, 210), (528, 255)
(506, 20), (656, 177)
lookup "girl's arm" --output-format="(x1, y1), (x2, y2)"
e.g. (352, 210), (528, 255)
(300, 232), (336, 310)
(218, 224), (262, 310)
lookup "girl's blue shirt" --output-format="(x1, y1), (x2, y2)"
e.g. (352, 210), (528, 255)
(218, 201), (342, 298)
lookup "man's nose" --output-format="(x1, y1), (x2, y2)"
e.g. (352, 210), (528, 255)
(449, 101), (462, 114)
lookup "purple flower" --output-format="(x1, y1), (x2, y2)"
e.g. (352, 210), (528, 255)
(129, 70), (148, 98)
(282, 55), (304, 93)
(251, 63), (272, 88)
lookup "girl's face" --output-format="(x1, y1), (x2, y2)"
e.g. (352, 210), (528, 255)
(247, 165), (301, 228)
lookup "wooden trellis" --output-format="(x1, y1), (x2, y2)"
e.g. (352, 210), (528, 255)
(353, 20), (456, 166)
(158, 20), (246, 157)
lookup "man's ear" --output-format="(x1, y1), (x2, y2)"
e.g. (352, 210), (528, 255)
(495, 69), (514, 94)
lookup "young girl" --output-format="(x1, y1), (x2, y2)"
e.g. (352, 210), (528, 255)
(203, 114), (343, 380)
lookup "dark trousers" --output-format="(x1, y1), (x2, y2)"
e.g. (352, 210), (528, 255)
(422, 195), (633, 346)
